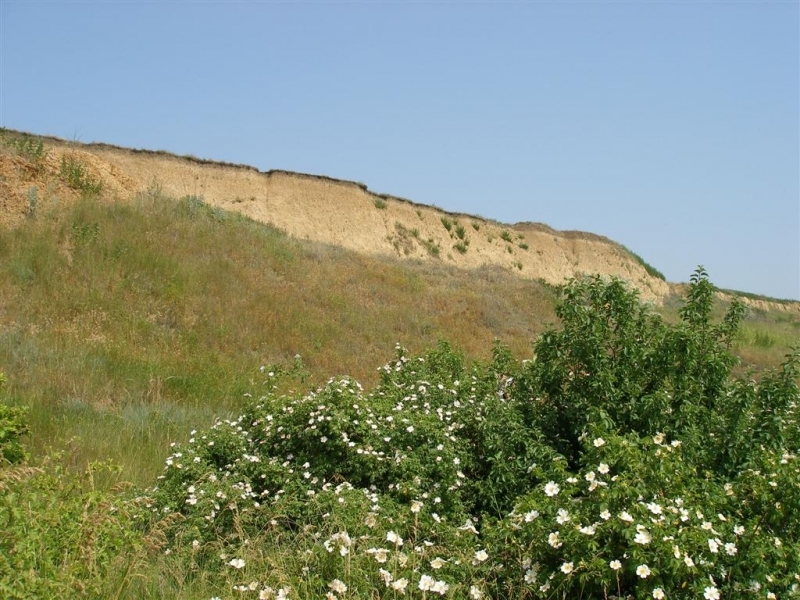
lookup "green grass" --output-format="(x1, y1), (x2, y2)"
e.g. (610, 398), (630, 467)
(619, 244), (666, 281)
(0, 192), (559, 485)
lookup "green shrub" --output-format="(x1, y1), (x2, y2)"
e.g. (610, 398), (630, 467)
(0, 374), (29, 465)
(147, 269), (799, 598)
(500, 230), (512, 243)
(441, 217), (453, 232)
(455, 225), (467, 240)
(59, 154), (103, 196)
(374, 199), (387, 210)
(1, 132), (48, 168)
(453, 241), (469, 254)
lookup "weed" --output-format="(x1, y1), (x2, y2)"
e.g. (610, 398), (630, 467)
(1, 132), (48, 168)
(440, 217), (452, 232)
(455, 224), (467, 240)
(422, 238), (441, 258)
(518, 242), (529, 250)
(60, 154), (103, 196)
(472, 222), (480, 231)
(374, 199), (387, 210)
(500, 230), (512, 243)
(27, 187), (38, 218)
(453, 241), (469, 254)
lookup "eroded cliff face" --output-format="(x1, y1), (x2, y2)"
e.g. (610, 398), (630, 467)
(0, 131), (718, 305)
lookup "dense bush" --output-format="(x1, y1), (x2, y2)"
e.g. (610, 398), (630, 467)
(148, 269), (799, 598)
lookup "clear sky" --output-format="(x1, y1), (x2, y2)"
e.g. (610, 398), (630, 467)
(1, 1), (798, 299)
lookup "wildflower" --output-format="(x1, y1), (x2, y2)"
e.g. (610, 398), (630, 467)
(524, 568), (537, 583)
(708, 538), (720, 553)
(473, 549), (489, 564)
(733, 525), (745, 535)
(548, 531), (562, 548)
(585, 471), (596, 482)
(653, 588), (666, 599)
(634, 529), (652, 545)
(228, 558), (246, 569)
(378, 569), (393, 585)
(600, 509), (611, 520)
(368, 547), (390, 563)
(328, 579), (347, 594)
(430, 557), (446, 569)
(387, 531), (403, 546)
(704, 586), (720, 600)
(560, 561), (574, 574)
(684, 556), (695, 567)
(392, 578), (409, 593)
(593, 437), (605, 447)
(609, 560), (622, 570)
(411, 500), (423, 513)
(418, 575), (435, 591)
(724, 542), (737, 556)
(620, 511), (634, 522)
(636, 564), (651, 578)
(646, 502), (662, 515)
(544, 481), (560, 497)
(524, 510), (540, 522)
(431, 580), (449, 595)
(579, 524), (596, 535)
(556, 508), (571, 524)
(653, 433), (665, 445)
(598, 463), (610, 474)
(469, 585), (484, 599)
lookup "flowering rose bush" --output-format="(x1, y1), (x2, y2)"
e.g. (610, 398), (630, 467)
(149, 269), (799, 598)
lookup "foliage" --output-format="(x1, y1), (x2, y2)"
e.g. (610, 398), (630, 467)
(0, 373), (29, 464)
(60, 154), (103, 196)
(374, 199), (388, 210)
(0, 131), (49, 169)
(144, 269), (799, 598)
(441, 217), (453, 232)
(621, 244), (666, 281)
(500, 230), (512, 243)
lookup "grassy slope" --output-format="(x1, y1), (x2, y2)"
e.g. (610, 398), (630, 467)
(1, 190), (797, 486)
(0, 193), (559, 485)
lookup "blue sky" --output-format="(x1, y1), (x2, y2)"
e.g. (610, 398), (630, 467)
(2, 1), (798, 299)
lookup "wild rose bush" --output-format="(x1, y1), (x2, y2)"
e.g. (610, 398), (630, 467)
(149, 269), (799, 598)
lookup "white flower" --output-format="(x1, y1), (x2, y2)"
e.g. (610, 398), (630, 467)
(600, 509), (611, 520)
(646, 502), (662, 515)
(556, 508), (571, 524)
(430, 557), (446, 569)
(473, 549), (489, 564)
(704, 586), (720, 600)
(733, 525), (745, 535)
(585, 471), (596, 482)
(431, 580), (449, 595)
(368, 547), (390, 563)
(636, 564), (651, 578)
(598, 463), (610, 474)
(544, 481), (560, 497)
(548, 531), (562, 548)
(387, 531), (403, 546)
(653, 433), (665, 445)
(469, 585), (484, 599)
(593, 437), (605, 447)
(620, 511), (634, 522)
(228, 558), (246, 569)
(708, 538), (720, 553)
(579, 524), (596, 535)
(391, 578), (409, 592)
(328, 579), (347, 594)
(653, 588), (665, 599)
(724, 542), (738, 556)
(378, 568), (393, 585)
(411, 500), (423, 514)
(524, 510), (540, 522)
(560, 561), (574, 574)
(684, 555), (695, 567)
(609, 560), (622, 570)
(634, 530), (652, 545)
(418, 575), (435, 591)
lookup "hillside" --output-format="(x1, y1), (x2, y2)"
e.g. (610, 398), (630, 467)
(0, 130), (678, 299)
